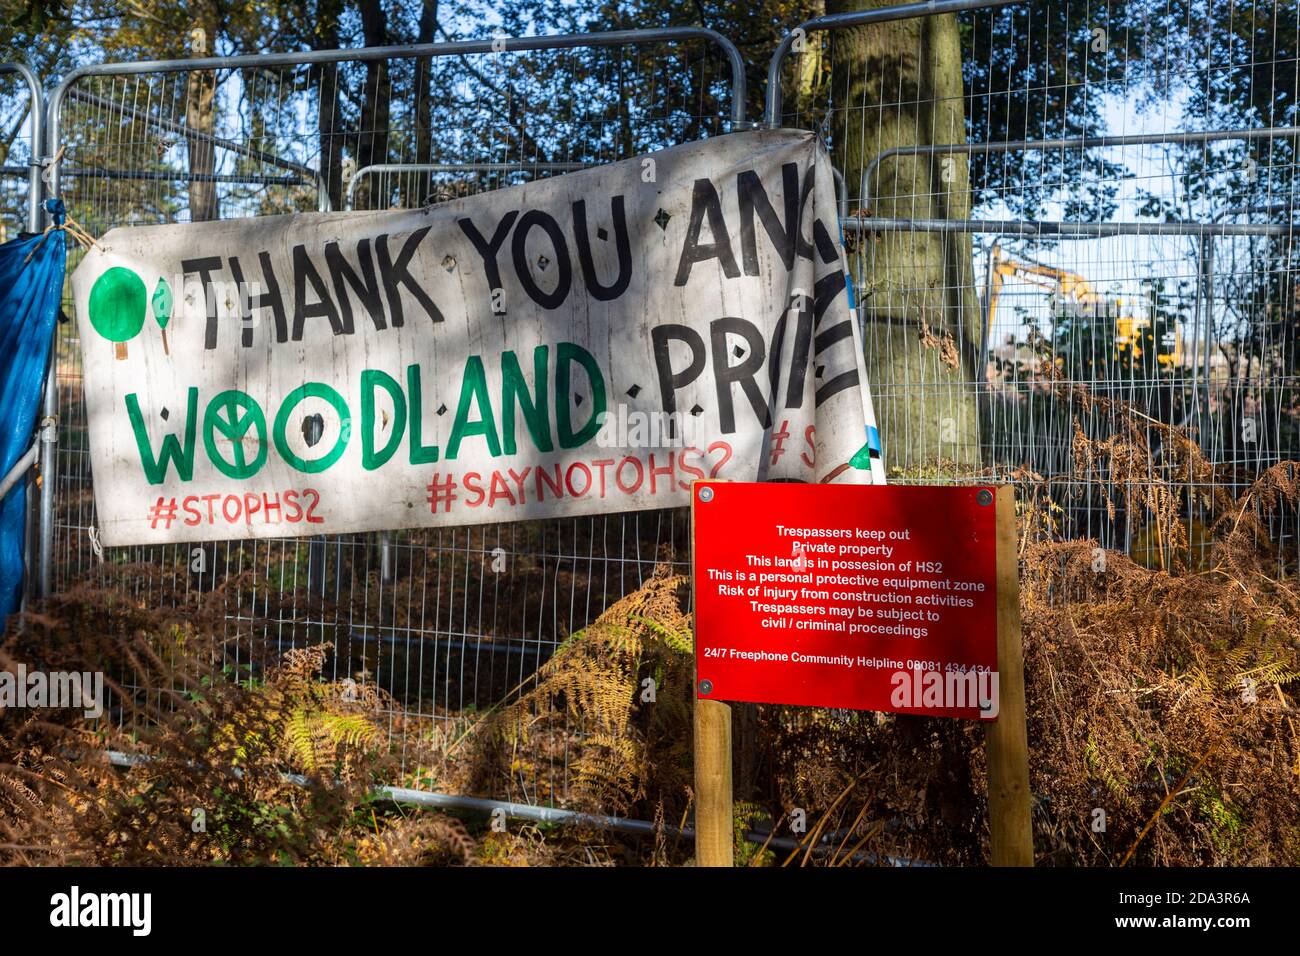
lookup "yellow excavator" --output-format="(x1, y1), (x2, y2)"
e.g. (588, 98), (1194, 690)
(983, 244), (1182, 368)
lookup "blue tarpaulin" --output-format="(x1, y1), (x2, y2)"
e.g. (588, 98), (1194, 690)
(0, 214), (66, 626)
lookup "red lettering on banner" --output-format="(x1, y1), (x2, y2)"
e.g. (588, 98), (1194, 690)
(507, 467), (531, 504)
(463, 472), (485, 507)
(678, 447), (706, 490)
(565, 462), (591, 497)
(615, 456), (643, 494)
(649, 451), (675, 494)
(536, 463), (563, 501)
(487, 471), (515, 508)
(802, 426), (816, 468)
(591, 458), (614, 497)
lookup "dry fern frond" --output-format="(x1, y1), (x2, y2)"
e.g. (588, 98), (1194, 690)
(463, 564), (693, 820)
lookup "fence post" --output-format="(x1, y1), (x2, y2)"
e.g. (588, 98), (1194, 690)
(985, 484), (1033, 865)
(693, 695), (733, 867)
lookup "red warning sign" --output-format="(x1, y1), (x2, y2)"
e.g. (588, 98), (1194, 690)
(692, 482), (1000, 719)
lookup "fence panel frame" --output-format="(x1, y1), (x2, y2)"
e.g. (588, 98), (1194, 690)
(39, 26), (749, 603)
(18, 3), (1300, 846)
(0, 60), (46, 609)
(764, 0), (1300, 566)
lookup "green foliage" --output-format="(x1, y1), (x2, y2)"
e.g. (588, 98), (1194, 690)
(733, 802), (776, 867)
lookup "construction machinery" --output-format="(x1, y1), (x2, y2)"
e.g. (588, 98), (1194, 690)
(982, 244), (1183, 369)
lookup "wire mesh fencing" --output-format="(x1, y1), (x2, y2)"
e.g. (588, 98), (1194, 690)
(45, 30), (742, 803)
(768, 0), (1300, 570)
(32, 0), (1300, 812)
(0, 62), (40, 238)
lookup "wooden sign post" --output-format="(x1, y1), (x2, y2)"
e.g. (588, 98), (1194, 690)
(693, 696), (734, 867)
(984, 485), (1033, 866)
(691, 481), (1033, 867)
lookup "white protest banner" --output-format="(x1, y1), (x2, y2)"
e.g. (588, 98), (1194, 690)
(71, 129), (884, 546)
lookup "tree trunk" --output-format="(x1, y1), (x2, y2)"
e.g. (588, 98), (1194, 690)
(828, 0), (983, 475)
(411, 0), (439, 207)
(185, 2), (221, 222)
(314, 0), (344, 211)
(356, 0), (392, 209)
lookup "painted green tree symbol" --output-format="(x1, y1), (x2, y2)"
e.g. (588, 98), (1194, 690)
(88, 266), (147, 361)
(152, 276), (173, 354)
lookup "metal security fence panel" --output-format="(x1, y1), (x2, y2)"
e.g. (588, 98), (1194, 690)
(0, 62), (40, 238)
(1, 61), (44, 610)
(46, 29), (741, 804)
(344, 162), (589, 211)
(767, 0), (1300, 568)
(37, 3), (1300, 821)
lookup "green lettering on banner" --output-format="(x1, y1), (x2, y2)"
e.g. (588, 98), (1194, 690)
(405, 364), (440, 464)
(501, 347), (553, 455)
(556, 342), (605, 448)
(273, 382), (352, 473)
(361, 369), (407, 470)
(446, 355), (501, 460)
(203, 390), (269, 479)
(126, 387), (198, 484)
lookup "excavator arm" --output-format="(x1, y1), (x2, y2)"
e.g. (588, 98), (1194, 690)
(983, 245), (1181, 368)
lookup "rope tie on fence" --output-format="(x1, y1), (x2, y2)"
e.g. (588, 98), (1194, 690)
(87, 525), (104, 562)
(22, 192), (100, 265)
